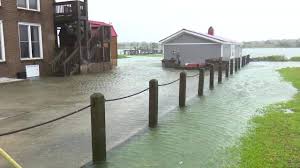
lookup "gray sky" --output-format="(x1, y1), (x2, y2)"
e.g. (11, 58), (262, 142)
(88, 0), (300, 42)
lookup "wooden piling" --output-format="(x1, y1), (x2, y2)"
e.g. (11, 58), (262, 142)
(218, 63), (222, 84)
(235, 58), (238, 72)
(225, 62), (229, 78)
(149, 79), (158, 128)
(238, 57), (241, 70)
(90, 93), (106, 162)
(179, 72), (186, 107)
(209, 64), (214, 90)
(241, 57), (244, 67)
(246, 55), (250, 64)
(198, 68), (204, 96)
(230, 59), (234, 75)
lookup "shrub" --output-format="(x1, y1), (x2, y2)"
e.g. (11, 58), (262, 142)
(289, 56), (300, 61)
(252, 55), (287, 62)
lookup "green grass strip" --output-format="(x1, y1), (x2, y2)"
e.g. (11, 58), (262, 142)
(233, 67), (300, 168)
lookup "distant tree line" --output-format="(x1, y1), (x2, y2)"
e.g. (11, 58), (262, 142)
(243, 39), (300, 48)
(119, 40), (300, 49)
(118, 42), (162, 50)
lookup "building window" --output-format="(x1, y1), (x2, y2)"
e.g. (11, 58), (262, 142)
(17, 0), (40, 11)
(0, 21), (5, 62)
(19, 23), (43, 60)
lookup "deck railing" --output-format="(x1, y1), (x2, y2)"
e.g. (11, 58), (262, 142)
(88, 26), (112, 63)
(54, 1), (87, 19)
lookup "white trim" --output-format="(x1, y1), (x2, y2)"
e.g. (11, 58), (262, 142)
(164, 43), (219, 46)
(160, 29), (224, 44)
(21, 58), (43, 61)
(18, 22), (43, 60)
(0, 20), (5, 62)
(17, 0), (40, 12)
(160, 29), (241, 45)
(221, 45), (224, 58)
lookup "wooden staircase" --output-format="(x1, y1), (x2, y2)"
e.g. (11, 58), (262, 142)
(51, 46), (80, 76)
(51, 25), (111, 76)
(52, 0), (112, 76)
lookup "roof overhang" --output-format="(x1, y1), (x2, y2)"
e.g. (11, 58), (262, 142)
(159, 29), (240, 45)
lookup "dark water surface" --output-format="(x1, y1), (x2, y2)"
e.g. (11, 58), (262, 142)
(0, 58), (299, 167)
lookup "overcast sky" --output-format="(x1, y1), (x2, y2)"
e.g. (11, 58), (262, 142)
(87, 0), (300, 42)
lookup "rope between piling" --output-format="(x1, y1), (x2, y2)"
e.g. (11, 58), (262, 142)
(0, 105), (91, 137)
(105, 88), (150, 102)
(0, 72), (200, 136)
(158, 79), (180, 87)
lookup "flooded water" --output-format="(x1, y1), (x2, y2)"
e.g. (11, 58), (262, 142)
(0, 57), (299, 168)
(97, 61), (300, 168)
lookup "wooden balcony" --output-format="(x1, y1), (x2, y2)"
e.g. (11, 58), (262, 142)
(54, 1), (87, 23)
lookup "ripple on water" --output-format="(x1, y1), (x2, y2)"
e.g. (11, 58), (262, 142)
(0, 58), (299, 167)
(97, 61), (299, 168)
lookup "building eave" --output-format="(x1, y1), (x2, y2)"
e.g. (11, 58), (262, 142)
(159, 29), (240, 45)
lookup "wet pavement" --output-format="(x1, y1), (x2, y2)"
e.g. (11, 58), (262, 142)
(0, 57), (207, 168)
(0, 78), (24, 85)
(0, 58), (299, 167)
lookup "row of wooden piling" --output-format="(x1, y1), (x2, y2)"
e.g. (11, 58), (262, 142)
(87, 55), (250, 166)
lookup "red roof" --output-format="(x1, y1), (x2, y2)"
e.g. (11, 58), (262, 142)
(88, 20), (118, 37)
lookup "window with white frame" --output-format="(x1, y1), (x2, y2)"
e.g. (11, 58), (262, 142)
(19, 23), (43, 60)
(0, 21), (5, 62)
(17, 0), (40, 11)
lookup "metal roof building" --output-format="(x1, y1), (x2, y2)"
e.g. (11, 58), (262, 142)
(160, 28), (242, 67)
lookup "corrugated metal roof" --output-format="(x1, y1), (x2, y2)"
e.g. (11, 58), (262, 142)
(88, 20), (118, 37)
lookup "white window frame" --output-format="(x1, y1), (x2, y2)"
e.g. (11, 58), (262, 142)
(17, 0), (40, 12)
(18, 22), (43, 60)
(0, 20), (5, 62)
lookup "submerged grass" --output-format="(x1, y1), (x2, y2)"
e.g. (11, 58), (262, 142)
(118, 55), (131, 59)
(252, 55), (300, 62)
(252, 55), (288, 62)
(290, 57), (300, 62)
(233, 67), (300, 168)
(129, 54), (163, 57)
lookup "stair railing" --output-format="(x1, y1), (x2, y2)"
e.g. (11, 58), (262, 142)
(88, 26), (104, 63)
(63, 47), (80, 76)
(51, 48), (67, 73)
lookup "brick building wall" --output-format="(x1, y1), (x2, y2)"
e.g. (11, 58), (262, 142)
(0, 0), (55, 77)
